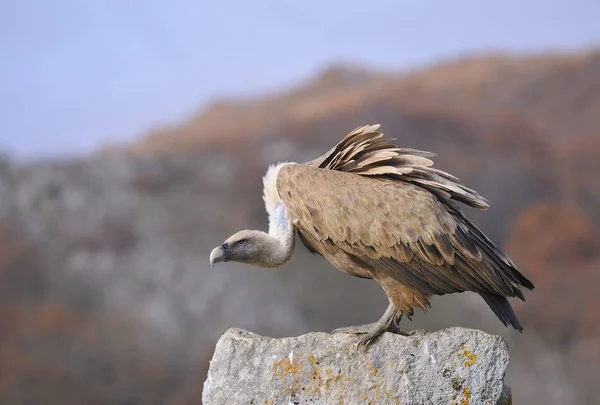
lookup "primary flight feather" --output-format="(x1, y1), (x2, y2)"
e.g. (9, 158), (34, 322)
(209, 124), (535, 348)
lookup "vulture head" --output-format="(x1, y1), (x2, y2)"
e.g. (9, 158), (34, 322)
(209, 229), (294, 268)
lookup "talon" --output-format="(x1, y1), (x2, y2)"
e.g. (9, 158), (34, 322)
(333, 303), (411, 350)
(356, 337), (370, 351)
(393, 314), (403, 328)
(356, 334), (378, 350)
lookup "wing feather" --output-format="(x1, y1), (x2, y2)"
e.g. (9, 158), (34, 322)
(305, 124), (490, 210)
(277, 164), (532, 299)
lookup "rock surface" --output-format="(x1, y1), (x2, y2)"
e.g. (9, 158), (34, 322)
(203, 327), (512, 405)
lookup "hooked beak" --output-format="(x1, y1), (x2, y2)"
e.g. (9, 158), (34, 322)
(209, 243), (228, 266)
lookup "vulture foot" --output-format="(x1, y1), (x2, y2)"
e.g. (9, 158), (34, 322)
(332, 303), (408, 350)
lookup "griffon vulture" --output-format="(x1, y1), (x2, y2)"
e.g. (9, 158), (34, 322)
(210, 124), (534, 348)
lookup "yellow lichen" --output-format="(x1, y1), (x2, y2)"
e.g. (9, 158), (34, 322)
(269, 346), (408, 404)
(331, 391), (345, 405)
(272, 358), (301, 380)
(362, 353), (379, 376)
(272, 356), (304, 398)
(460, 387), (472, 405)
(458, 345), (478, 367)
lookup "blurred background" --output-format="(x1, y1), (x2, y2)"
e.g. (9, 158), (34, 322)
(1, 1), (599, 404)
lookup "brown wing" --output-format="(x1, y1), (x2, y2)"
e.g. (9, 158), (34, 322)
(305, 124), (490, 211)
(277, 164), (533, 298)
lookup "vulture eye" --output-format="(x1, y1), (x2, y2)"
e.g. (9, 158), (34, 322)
(236, 239), (249, 247)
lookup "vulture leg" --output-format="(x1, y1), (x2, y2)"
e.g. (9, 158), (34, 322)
(332, 303), (409, 349)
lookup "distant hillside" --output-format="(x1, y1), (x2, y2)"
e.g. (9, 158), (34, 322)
(125, 50), (600, 155)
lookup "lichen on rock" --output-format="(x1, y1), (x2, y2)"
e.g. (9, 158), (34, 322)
(203, 327), (512, 404)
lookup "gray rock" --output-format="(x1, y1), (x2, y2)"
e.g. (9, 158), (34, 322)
(203, 327), (512, 405)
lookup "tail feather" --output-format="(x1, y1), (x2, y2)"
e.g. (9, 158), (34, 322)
(480, 292), (524, 332)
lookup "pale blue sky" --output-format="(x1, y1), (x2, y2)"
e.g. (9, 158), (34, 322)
(1, 0), (599, 159)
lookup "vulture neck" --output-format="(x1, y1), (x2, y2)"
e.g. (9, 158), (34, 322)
(261, 162), (296, 268)
(263, 201), (295, 267)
